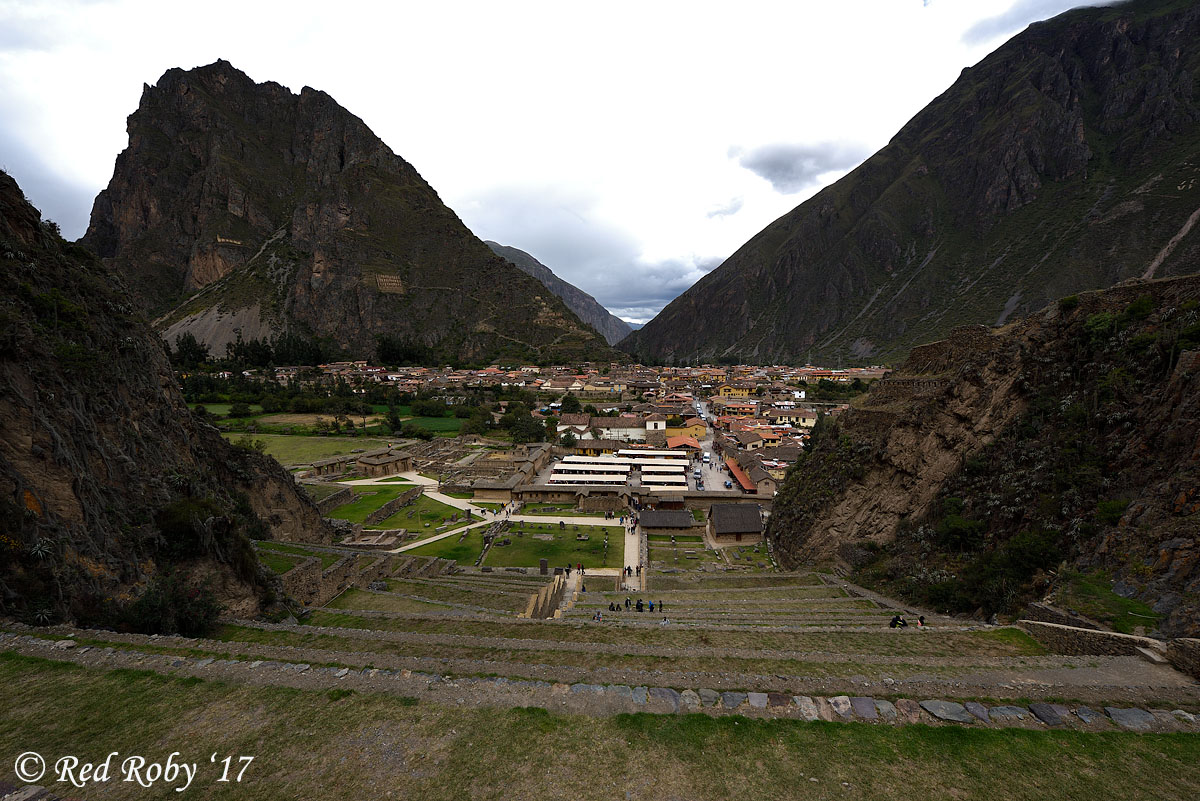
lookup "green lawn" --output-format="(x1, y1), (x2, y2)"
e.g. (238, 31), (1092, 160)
(221, 433), (393, 465)
(406, 522), (624, 569)
(258, 551), (300, 575)
(490, 522), (623, 568)
(3, 652), (1200, 801)
(370, 494), (473, 531)
(405, 416), (464, 435)
(327, 486), (415, 524)
(404, 530), (487, 564)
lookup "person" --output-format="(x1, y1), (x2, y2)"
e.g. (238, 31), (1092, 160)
(649, 600), (654, 613)
(565, 565), (571, 577)
(889, 615), (901, 629)
(658, 600), (664, 612)
(636, 599), (644, 612)
(660, 617), (669, 626)
(625, 597), (631, 610)
(608, 602), (615, 612)
(581, 583), (586, 592)
(917, 615), (925, 628)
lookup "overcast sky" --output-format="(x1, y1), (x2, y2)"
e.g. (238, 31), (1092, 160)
(0, 0), (1113, 324)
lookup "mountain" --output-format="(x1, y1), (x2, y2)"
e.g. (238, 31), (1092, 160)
(766, 274), (1200, 636)
(484, 241), (633, 345)
(81, 60), (614, 365)
(623, 0), (1200, 365)
(1, 170), (331, 630)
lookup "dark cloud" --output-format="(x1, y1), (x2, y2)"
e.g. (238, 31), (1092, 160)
(0, 127), (96, 238)
(961, 0), (1121, 46)
(706, 196), (743, 218)
(733, 142), (868, 194)
(456, 185), (721, 324)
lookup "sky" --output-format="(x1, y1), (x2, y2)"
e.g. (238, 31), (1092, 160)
(0, 0), (1116, 324)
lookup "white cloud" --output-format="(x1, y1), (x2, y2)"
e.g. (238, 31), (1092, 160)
(734, 142), (870, 194)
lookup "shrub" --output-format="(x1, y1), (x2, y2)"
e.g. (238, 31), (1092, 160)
(227, 402), (254, 417)
(1095, 499), (1129, 526)
(121, 571), (223, 637)
(1058, 295), (1080, 312)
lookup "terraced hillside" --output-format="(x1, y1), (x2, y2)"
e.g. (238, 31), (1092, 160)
(6, 545), (1198, 723)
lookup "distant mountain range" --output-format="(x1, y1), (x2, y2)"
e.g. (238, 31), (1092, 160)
(623, 0), (1200, 365)
(81, 61), (615, 365)
(485, 241), (633, 345)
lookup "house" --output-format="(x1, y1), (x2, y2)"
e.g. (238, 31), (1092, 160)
(716, 383), (752, 398)
(640, 510), (698, 535)
(645, 414), (667, 433)
(592, 417), (647, 442)
(735, 430), (764, 451)
(665, 418), (706, 439)
(708, 503), (763, 546)
(356, 450), (413, 478)
(665, 435), (701, 452)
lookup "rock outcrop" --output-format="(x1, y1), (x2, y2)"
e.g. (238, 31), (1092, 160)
(624, 0), (1200, 364)
(485, 241), (632, 345)
(82, 60), (614, 365)
(1, 170), (332, 627)
(767, 274), (1200, 637)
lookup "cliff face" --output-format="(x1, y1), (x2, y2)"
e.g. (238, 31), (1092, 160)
(767, 274), (1200, 637)
(485, 241), (633, 345)
(1, 171), (332, 627)
(82, 60), (614, 365)
(624, 0), (1200, 364)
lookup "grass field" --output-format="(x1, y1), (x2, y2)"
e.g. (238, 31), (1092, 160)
(406, 416), (464, 435)
(406, 522), (624, 568)
(326, 486), (414, 524)
(370, 494), (472, 531)
(221, 433), (393, 465)
(521, 502), (607, 517)
(257, 551), (299, 575)
(3, 652), (1199, 801)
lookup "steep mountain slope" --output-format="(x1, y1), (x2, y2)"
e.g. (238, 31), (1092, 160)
(624, 0), (1200, 365)
(766, 274), (1200, 636)
(81, 60), (613, 365)
(485, 241), (633, 345)
(1, 170), (331, 629)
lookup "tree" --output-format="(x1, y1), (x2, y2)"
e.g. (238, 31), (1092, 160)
(560, 431), (578, 448)
(511, 415), (548, 444)
(560, 393), (582, 414)
(171, 332), (210, 369)
(227, 402), (254, 418)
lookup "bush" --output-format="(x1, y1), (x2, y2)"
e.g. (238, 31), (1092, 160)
(1095, 498), (1129, 526)
(120, 571), (223, 637)
(227, 402), (254, 418)
(1058, 295), (1080, 312)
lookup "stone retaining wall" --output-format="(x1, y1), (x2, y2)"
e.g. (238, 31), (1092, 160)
(1167, 638), (1200, 680)
(363, 486), (424, 527)
(315, 486), (353, 515)
(1022, 602), (1104, 631)
(282, 552), (422, 608)
(1019, 619), (1160, 656)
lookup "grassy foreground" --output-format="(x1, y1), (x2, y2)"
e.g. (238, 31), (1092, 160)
(3, 653), (1199, 801)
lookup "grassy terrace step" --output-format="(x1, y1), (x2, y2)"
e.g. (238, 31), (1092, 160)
(5, 652), (1200, 801)
(647, 575), (824, 589)
(328, 588), (528, 615)
(8, 625), (1062, 685)
(302, 610), (1047, 658)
